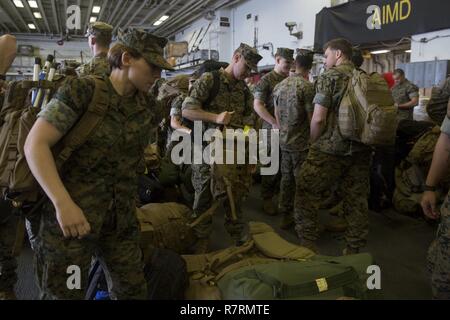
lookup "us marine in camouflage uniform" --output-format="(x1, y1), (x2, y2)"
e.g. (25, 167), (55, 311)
(421, 95), (450, 299)
(392, 68), (419, 122)
(253, 48), (294, 215)
(273, 51), (314, 230)
(24, 29), (173, 299)
(296, 39), (372, 254)
(0, 33), (18, 300)
(77, 22), (113, 77)
(182, 43), (262, 253)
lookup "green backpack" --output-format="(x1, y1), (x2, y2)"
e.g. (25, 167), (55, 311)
(218, 253), (375, 300)
(183, 222), (379, 300)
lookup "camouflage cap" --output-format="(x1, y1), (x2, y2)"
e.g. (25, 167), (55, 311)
(276, 47), (294, 62)
(236, 43), (262, 72)
(85, 21), (113, 37)
(116, 28), (174, 71)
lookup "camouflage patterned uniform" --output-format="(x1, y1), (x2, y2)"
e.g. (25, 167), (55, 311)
(76, 52), (111, 77)
(273, 74), (314, 218)
(30, 29), (173, 300)
(254, 69), (288, 201)
(182, 43), (262, 241)
(427, 112), (450, 299)
(392, 79), (419, 121)
(0, 200), (18, 295)
(77, 22), (113, 77)
(295, 62), (372, 251)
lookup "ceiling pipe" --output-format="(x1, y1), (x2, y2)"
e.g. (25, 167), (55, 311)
(36, 0), (52, 34)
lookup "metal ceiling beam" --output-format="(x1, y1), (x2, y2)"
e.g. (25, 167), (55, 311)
(98, 0), (109, 22)
(23, 0), (42, 33)
(154, 0), (211, 35)
(84, 0), (94, 33)
(153, 0), (204, 34)
(50, 0), (60, 34)
(36, 0), (52, 34)
(123, 0), (149, 29)
(0, 1), (20, 32)
(0, 21), (11, 33)
(113, 0), (139, 33)
(138, 0), (167, 25)
(3, 0), (30, 32)
(141, 0), (183, 29)
(76, 0), (81, 35)
(107, 0), (126, 24)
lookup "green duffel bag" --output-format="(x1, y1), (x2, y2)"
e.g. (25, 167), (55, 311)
(217, 253), (376, 300)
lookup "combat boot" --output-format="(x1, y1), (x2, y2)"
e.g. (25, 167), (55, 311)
(324, 216), (347, 233)
(300, 239), (319, 254)
(342, 246), (360, 256)
(193, 238), (210, 254)
(0, 290), (17, 300)
(280, 214), (294, 230)
(263, 198), (277, 216)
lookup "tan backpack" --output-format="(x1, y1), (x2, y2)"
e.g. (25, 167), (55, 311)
(0, 76), (110, 211)
(137, 202), (197, 255)
(338, 69), (397, 146)
(182, 222), (316, 299)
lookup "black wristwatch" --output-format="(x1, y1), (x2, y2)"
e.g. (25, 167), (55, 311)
(424, 185), (437, 192)
(0, 74), (6, 81)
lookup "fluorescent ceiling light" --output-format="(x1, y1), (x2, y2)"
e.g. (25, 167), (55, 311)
(92, 6), (101, 13)
(405, 49), (412, 53)
(159, 15), (169, 22)
(90, 16), (97, 23)
(33, 12), (42, 19)
(13, 0), (24, 8)
(370, 49), (390, 54)
(28, 0), (38, 8)
(28, 23), (36, 29)
(153, 20), (163, 26)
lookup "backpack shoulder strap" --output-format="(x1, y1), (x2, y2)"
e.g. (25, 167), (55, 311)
(249, 221), (316, 260)
(203, 70), (221, 108)
(55, 76), (110, 168)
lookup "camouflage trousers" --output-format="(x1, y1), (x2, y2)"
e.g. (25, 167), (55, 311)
(32, 200), (147, 300)
(278, 150), (308, 216)
(427, 191), (450, 299)
(295, 148), (371, 249)
(191, 162), (250, 240)
(0, 201), (18, 292)
(261, 130), (281, 200)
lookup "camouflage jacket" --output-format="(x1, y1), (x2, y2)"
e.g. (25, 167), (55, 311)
(38, 76), (156, 217)
(76, 52), (111, 77)
(253, 70), (287, 129)
(273, 74), (314, 152)
(392, 79), (419, 120)
(182, 68), (256, 129)
(312, 62), (370, 156)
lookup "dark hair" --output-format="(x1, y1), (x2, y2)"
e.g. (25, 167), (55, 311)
(93, 33), (112, 48)
(394, 68), (405, 77)
(192, 60), (229, 78)
(108, 43), (142, 70)
(295, 51), (313, 70)
(352, 48), (364, 68)
(324, 38), (353, 60)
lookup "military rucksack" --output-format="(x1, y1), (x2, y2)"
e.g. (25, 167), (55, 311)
(338, 69), (397, 146)
(0, 76), (110, 211)
(426, 86), (450, 125)
(183, 222), (377, 300)
(137, 202), (197, 255)
(393, 127), (450, 215)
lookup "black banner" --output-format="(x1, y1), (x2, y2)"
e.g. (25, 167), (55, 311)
(314, 0), (450, 50)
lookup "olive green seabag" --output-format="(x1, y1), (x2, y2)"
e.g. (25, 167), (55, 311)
(339, 70), (397, 146)
(218, 253), (375, 300)
(183, 222), (378, 300)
